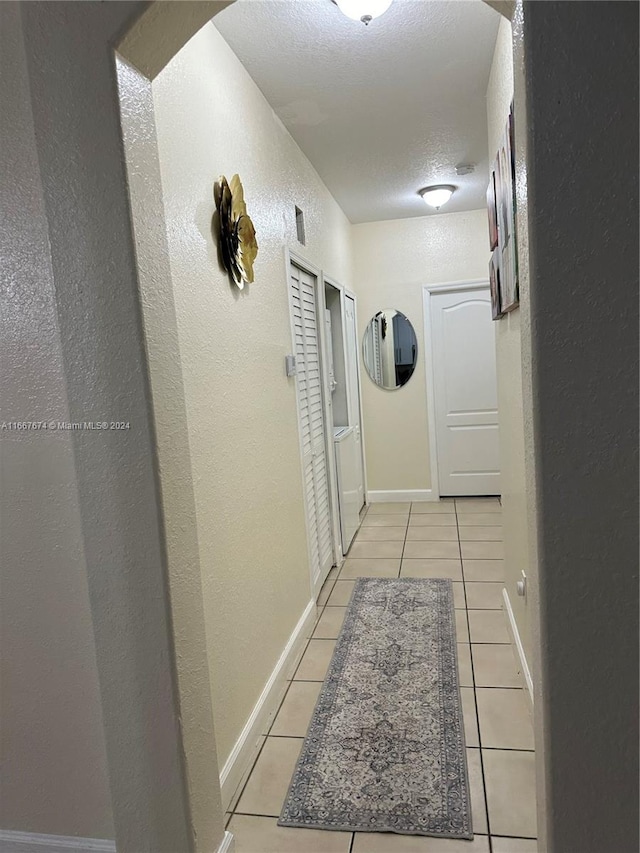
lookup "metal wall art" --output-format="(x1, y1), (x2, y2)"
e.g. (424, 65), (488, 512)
(214, 174), (258, 289)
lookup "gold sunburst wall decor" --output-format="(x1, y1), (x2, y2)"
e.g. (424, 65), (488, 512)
(213, 174), (258, 289)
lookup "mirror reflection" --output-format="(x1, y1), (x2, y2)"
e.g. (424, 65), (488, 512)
(362, 310), (418, 390)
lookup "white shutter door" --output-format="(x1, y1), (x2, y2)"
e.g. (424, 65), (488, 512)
(290, 264), (333, 589)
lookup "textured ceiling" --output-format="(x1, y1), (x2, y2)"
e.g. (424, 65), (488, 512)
(214, 0), (500, 223)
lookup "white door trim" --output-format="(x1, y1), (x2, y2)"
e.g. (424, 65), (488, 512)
(343, 287), (369, 505)
(0, 831), (235, 853)
(322, 273), (348, 566)
(0, 831), (116, 853)
(502, 588), (535, 709)
(337, 285), (366, 511)
(422, 279), (490, 500)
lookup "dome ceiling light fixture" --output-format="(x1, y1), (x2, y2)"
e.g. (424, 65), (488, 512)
(418, 185), (456, 210)
(331, 0), (394, 26)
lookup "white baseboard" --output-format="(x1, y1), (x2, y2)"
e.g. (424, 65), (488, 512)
(0, 829), (234, 853)
(0, 831), (115, 853)
(367, 489), (436, 503)
(502, 588), (534, 706)
(218, 830), (235, 853)
(219, 599), (316, 811)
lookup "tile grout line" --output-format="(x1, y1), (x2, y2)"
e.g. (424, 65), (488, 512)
(398, 505), (412, 577)
(228, 730), (272, 818)
(476, 745), (536, 753)
(290, 677), (328, 683)
(232, 810), (289, 820)
(455, 498), (494, 853)
(314, 583), (334, 620)
(267, 734), (305, 739)
(265, 681), (295, 737)
(292, 630), (314, 679)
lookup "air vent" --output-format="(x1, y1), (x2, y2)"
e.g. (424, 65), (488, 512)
(455, 163), (476, 176)
(295, 206), (306, 245)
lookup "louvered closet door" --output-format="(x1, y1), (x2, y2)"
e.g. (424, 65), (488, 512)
(290, 263), (333, 591)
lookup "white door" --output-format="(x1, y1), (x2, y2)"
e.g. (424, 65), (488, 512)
(334, 428), (360, 550)
(290, 263), (334, 592)
(430, 287), (500, 496)
(344, 295), (365, 510)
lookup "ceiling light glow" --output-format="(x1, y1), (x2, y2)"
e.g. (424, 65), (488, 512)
(419, 185), (456, 209)
(335, 0), (393, 25)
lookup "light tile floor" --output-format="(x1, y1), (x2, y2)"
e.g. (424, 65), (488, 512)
(227, 498), (537, 853)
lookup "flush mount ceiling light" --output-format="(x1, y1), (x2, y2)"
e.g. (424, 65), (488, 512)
(332, 0), (394, 25)
(418, 185), (456, 210)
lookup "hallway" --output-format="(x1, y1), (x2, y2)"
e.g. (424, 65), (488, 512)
(3, 1), (636, 849)
(226, 498), (536, 853)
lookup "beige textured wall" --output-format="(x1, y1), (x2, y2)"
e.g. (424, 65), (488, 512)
(519, 4), (638, 848)
(117, 54), (226, 850)
(0, 3), (113, 839)
(486, 16), (532, 661)
(151, 22), (353, 770)
(351, 212), (489, 494)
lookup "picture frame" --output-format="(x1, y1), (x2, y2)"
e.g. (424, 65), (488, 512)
(500, 237), (517, 314)
(489, 248), (503, 320)
(486, 160), (499, 251)
(493, 104), (519, 314)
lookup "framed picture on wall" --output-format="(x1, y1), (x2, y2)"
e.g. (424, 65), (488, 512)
(486, 160), (499, 251)
(500, 238), (518, 313)
(489, 248), (503, 320)
(495, 104), (519, 314)
(497, 131), (512, 249)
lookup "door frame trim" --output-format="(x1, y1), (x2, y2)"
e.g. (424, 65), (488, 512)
(321, 273), (350, 569)
(342, 287), (369, 507)
(422, 279), (490, 499)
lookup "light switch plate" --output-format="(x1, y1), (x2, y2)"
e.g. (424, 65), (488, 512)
(285, 354), (297, 377)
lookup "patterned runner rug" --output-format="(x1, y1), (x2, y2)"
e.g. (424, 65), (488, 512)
(279, 577), (473, 838)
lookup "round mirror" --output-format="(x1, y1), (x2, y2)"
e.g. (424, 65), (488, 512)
(362, 310), (418, 390)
